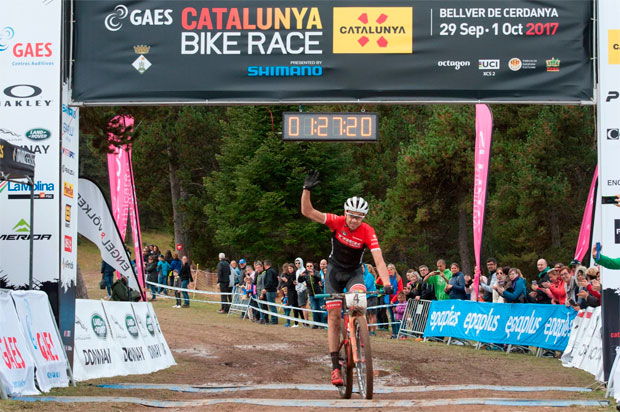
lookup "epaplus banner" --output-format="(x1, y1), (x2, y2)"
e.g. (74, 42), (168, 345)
(424, 300), (577, 351)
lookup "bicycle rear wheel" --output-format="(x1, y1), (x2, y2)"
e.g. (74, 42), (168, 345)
(338, 319), (353, 399)
(354, 316), (373, 399)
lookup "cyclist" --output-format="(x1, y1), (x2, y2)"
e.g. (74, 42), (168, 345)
(301, 170), (392, 386)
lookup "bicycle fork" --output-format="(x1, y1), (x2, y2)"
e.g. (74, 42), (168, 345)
(348, 316), (363, 364)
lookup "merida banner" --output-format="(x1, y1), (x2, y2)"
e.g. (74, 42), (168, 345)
(72, 0), (593, 104)
(423, 300), (577, 351)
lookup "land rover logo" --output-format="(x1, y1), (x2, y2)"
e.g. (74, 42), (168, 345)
(125, 315), (139, 337)
(91, 314), (108, 338)
(145, 314), (155, 336)
(25, 128), (51, 141)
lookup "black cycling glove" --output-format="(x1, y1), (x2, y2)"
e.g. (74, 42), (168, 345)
(383, 285), (394, 296)
(303, 170), (321, 191)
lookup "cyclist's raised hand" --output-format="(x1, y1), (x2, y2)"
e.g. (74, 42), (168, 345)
(383, 285), (394, 296)
(303, 170), (321, 191)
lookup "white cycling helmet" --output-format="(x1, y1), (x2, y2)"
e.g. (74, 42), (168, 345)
(344, 196), (369, 215)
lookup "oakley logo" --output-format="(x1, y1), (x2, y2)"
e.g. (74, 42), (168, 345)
(104, 5), (129, 31)
(4, 84), (42, 98)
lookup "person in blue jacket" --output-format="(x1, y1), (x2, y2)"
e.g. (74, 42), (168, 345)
(444, 263), (466, 300)
(496, 268), (527, 303)
(363, 263), (378, 336)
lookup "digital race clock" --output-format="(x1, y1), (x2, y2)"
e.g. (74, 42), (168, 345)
(282, 112), (378, 142)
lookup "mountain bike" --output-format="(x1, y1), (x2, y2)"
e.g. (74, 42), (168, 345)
(315, 291), (374, 399)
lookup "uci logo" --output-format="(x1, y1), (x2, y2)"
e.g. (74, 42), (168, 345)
(104, 4), (173, 31)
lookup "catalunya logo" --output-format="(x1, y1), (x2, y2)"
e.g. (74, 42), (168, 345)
(333, 7), (412, 54)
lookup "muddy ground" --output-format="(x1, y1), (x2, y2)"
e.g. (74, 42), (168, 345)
(0, 270), (613, 411)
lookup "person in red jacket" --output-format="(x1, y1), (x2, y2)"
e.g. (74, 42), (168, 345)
(542, 265), (566, 305)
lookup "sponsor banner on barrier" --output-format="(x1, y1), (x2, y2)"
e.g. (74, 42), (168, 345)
(73, 299), (124, 381)
(131, 302), (176, 368)
(0, 292), (38, 396)
(11, 291), (69, 392)
(72, 0), (593, 103)
(423, 300), (577, 351)
(101, 300), (155, 374)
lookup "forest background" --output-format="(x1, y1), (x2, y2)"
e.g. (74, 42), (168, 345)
(79, 104), (596, 278)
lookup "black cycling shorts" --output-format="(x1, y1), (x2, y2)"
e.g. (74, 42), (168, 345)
(325, 263), (365, 297)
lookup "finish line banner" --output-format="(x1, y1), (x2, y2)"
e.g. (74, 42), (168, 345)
(72, 0), (593, 104)
(424, 300), (577, 351)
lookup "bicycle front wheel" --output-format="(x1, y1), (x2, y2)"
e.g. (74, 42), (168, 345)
(338, 318), (353, 399)
(354, 316), (373, 399)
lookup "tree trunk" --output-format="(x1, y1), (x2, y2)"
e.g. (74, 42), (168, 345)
(168, 146), (190, 261)
(458, 197), (472, 276)
(75, 264), (88, 299)
(550, 208), (561, 248)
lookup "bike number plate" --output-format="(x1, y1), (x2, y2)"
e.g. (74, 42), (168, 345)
(345, 293), (367, 309)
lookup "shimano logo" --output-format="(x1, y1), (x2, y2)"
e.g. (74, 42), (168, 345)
(437, 60), (471, 70)
(105, 4), (173, 31)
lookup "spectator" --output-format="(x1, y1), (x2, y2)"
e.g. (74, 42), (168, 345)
(145, 255), (158, 301)
(294, 257), (309, 325)
(281, 263), (303, 327)
(217, 252), (232, 314)
(142, 246), (152, 265)
(569, 259), (581, 276)
(480, 258), (498, 302)
(317, 259), (328, 323)
(170, 253), (182, 288)
(463, 273), (473, 300)
(496, 268), (527, 303)
(423, 259), (452, 301)
(231, 260), (242, 285)
(254, 261), (268, 324)
(536, 258), (551, 283)
(111, 274), (141, 302)
(492, 267), (506, 303)
(363, 263), (378, 335)
(546, 265), (567, 305)
(179, 256), (193, 308)
(393, 291), (407, 339)
(379, 263), (403, 338)
(445, 263), (466, 300)
(298, 262), (323, 329)
(238, 258), (249, 274)
(171, 270), (182, 308)
(263, 260), (279, 325)
(562, 266), (577, 307)
(417, 265), (436, 300)
(152, 245), (161, 260)
(164, 250), (173, 264)
(100, 260), (115, 300)
(157, 254), (171, 295)
(405, 270), (422, 300)
(279, 263), (292, 326)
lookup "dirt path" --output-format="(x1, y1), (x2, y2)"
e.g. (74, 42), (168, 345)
(1, 270), (613, 411)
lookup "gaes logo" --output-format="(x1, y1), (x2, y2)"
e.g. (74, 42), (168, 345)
(125, 315), (139, 337)
(333, 7), (412, 54)
(0, 27), (15, 52)
(609, 30), (620, 65)
(91, 314), (108, 338)
(105, 4), (173, 32)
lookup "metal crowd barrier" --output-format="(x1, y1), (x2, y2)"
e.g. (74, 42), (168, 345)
(228, 286), (250, 318)
(397, 298), (432, 338)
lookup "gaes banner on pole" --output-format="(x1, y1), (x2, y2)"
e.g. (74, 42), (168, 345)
(472, 104), (493, 300)
(11, 291), (69, 392)
(0, 292), (38, 396)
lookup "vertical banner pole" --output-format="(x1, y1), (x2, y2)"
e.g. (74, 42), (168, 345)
(472, 104), (493, 300)
(596, 0), (620, 381)
(193, 264), (199, 299)
(28, 177), (34, 290)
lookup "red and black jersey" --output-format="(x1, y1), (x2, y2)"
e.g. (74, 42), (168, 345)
(323, 213), (380, 270)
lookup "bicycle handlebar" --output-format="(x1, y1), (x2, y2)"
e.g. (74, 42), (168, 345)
(315, 292), (381, 299)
